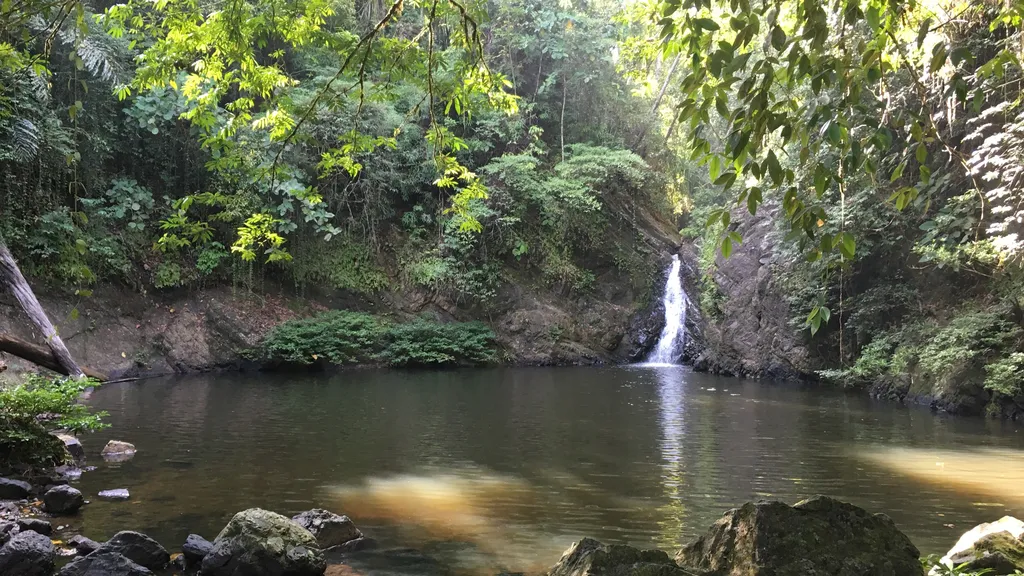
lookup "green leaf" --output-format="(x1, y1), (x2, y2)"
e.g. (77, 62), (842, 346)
(721, 236), (733, 258)
(771, 25), (786, 50)
(890, 158), (907, 182)
(838, 232), (855, 259)
(916, 143), (928, 164)
(694, 18), (720, 31)
(930, 43), (948, 72)
(916, 18), (932, 48)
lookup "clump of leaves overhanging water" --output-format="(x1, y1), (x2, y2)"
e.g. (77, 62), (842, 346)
(0, 375), (107, 469)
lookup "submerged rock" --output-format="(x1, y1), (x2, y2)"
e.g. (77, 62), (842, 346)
(98, 488), (131, 500)
(335, 536), (377, 554)
(93, 531), (170, 570)
(0, 530), (57, 576)
(59, 550), (154, 576)
(0, 478), (31, 500)
(674, 495), (922, 576)
(293, 508), (362, 549)
(16, 518), (51, 536)
(182, 533), (214, 566)
(201, 508), (326, 576)
(42, 485), (84, 515)
(548, 537), (693, 576)
(940, 516), (1024, 575)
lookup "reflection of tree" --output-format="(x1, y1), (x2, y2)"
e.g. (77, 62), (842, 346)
(654, 367), (688, 550)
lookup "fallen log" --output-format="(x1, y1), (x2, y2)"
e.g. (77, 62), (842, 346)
(0, 333), (107, 381)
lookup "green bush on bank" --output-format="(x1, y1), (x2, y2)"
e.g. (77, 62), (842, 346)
(0, 375), (107, 469)
(254, 311), (498, 368)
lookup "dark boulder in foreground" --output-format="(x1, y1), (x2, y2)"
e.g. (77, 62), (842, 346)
(0, 530), (56, 576)
(674, 496), (922, 576)
(93, 531), (170, 570)
(201, 508), (327, 576)
(293, 509), (362, 549)
(182, 533), (214, 566)
(0, 477), (31, 500)
(939, 516), (1024, 575)
(16, 518), (51, 536)
(548, 537), (695, 576)
(42, 485), (84, 515)
(59, 550), (154, 576)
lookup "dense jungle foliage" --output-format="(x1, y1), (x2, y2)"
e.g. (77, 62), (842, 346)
(1, 0), (1024, 406)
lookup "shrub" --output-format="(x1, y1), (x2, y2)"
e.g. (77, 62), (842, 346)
(256, 311), (384, 365)
(0, 375), (107, 469)
(379, 320), (497, 367)
(253, 311), (498, 368)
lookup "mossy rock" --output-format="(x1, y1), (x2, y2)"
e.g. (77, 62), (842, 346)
(200, 508), (326, 576)
(674, 496), (922, 576)
(955, 531), (1024, 575)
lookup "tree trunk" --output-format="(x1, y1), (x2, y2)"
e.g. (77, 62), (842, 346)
(0, 333), (107, 380)
(0, 238), (85, 378)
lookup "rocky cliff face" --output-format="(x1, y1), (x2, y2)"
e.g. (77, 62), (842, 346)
(689, 208), (813, 380)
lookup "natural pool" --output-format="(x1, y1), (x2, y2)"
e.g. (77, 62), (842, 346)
(72, 366), (1024, 574)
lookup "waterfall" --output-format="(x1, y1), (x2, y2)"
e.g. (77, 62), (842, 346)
(645, 255), (688, 365)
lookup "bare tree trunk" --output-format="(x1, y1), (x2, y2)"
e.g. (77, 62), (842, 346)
(560, 74), (567, 163)
(0, 333), (106, 380)
(0, 238), (85, 377)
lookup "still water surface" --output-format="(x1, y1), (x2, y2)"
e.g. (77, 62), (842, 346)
(76, 366), (1024, 574)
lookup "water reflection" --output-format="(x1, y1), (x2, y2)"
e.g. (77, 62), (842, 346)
(654, 366), (687, 550)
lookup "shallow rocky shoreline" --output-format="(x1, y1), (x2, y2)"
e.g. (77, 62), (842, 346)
(3, 458), (1024, 576)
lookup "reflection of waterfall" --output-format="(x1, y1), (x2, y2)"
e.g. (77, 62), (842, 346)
(646, 255), (689, 365)
(655, 367), (687, 549)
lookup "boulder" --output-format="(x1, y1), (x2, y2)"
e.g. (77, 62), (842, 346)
(292, 509), (362, 549)
(58, 550), (154, 576)
(16, 518), (51, 536)
(55, 433), (86, 463)
(201, 508), (327, 576)
(939, 517), (1024, 575)
(0, 478), (31, 500)
(100, 436), (136, 455)
(675, 496), (922, 576)
(0, 530), (57, 576)
(182, 533), (214, 566)
(43, 484), (85, 514)
(93, 531), (170, 570)
(548, 537), (694, 576)
(98, 488), (131, 500)
(69, 535), (101, 555)
(0, 521), (18, 546)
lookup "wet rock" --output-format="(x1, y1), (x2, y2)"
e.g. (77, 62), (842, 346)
(42, 484), (84, 515)
(335, 536), (378, 554)
(170, 553), (186, 570)
(98, 488), (130, 500)
(69, 535), (101, 555)
(58, 550), (154, 576)
(548, 537), (693, 576)
(0, 530), (56, 576)
(939, 516), (1024, 575)
(94, 531), (170, 570)
(16, 518), (51, 536)
(293, 508), (362, 549)
(674, 496), (922, 576)
(201, 508), (326, 576)
(0, 521), (18, 546)
(0, 478), (31, 500)
(182, 533), (213, 566)
(55, 433), (86, 463)
(101, 440), (137, 462)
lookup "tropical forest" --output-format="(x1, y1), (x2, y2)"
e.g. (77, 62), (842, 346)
(1, 0), (1024, 575)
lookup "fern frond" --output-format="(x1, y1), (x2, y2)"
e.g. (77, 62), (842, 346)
(11, 118), (40, 162)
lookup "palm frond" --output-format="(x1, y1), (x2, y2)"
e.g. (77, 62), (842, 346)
(11, 118), (41, 162)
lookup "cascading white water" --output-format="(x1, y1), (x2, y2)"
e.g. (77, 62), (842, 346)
(645, 254), (688, 365)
